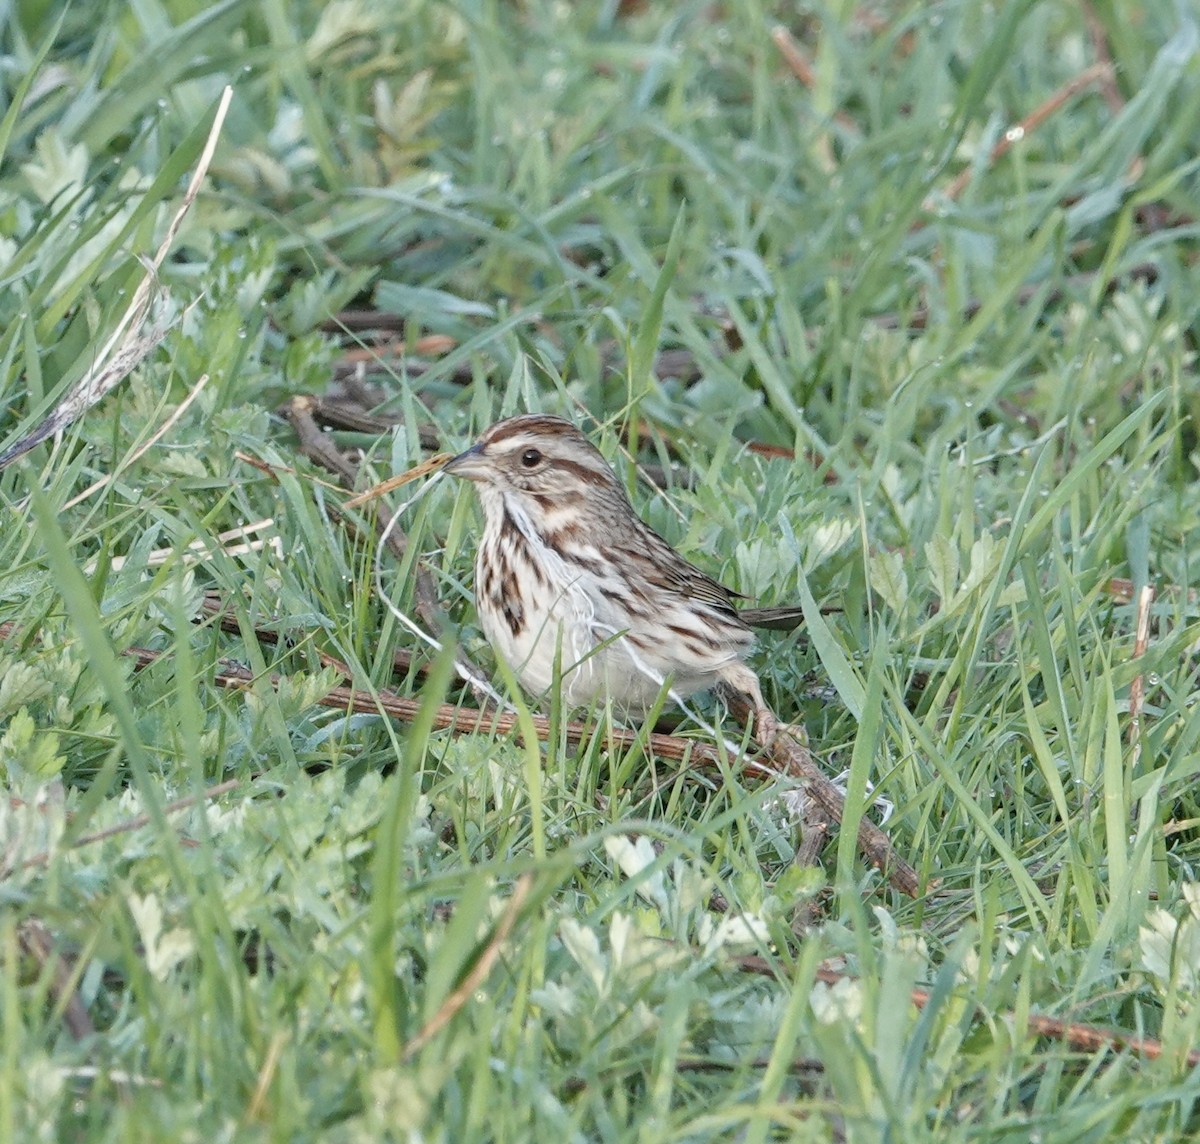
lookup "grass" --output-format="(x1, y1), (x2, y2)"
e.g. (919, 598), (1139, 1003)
(3, 0), (1200, 1138)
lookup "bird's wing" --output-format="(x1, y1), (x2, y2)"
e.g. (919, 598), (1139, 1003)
(632, 521), (743, 615)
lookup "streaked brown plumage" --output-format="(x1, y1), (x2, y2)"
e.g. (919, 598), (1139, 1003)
(445, 413), (774, 733)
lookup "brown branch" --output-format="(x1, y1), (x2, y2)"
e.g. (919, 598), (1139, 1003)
(331, 354), (478, 386)
(18, 918), (96, 1041)
(116, 641), (920, 899)
(124, 643), (748, 764)
(9, 592), (908, 897)
(293, 393), (443, 453)
(0, 615), (910, 898)
(736, 956), (1200, 1067)
(677, 1054), (825, 1078)
(563, 1050), (826, 1101)
(727, 690), (920, 897)
(283, 395), (360, 486)
(18, 779), (240, 872)
(939, 63), (1116, 202)
(770, 24), (859, 141)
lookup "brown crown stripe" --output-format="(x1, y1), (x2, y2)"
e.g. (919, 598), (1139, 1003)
(477, 416), (615, 487)
(482, 414), (580, 445)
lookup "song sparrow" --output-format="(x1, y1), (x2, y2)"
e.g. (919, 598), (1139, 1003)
(445, 413), (775, 736)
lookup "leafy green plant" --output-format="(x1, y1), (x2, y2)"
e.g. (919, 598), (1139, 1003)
(2, 0), (1200, 1139)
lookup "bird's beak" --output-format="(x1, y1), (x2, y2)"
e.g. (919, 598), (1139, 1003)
(442, 441), (488, 481)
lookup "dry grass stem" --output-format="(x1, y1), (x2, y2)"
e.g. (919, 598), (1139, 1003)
(400, 874), (533, 1060)
(0, 87), (234, 471)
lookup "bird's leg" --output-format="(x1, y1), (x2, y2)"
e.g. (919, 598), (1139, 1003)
(718, 662), (779, 746)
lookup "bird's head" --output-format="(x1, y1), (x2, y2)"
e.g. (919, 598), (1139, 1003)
(444, 414), (624, 509)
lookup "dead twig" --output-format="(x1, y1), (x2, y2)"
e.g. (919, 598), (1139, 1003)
(64, 373), (211, 509)
(726, 689), (920, 897)
(287, 391), (444, 453)
(17, 779), (240, 873)
(770, 24), (860, 144)
(278, 398), (492, 702)
(124, 643), (734, 762)
(17, 918), (96, 1041)
(400, 873), (532, 1059)
(116, 642), (921, 898)
(1081, 0), (1128, 114)
(283, 395), (360, 487)
(4, 609), (914, 898)
(736, 956), (1200, 1068)
(937, 63), (1116, 203)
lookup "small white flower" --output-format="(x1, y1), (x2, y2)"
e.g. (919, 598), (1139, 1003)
(811, 976), (863, 1026)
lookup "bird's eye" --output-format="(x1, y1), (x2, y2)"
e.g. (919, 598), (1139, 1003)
(520, 448), (542, 468)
